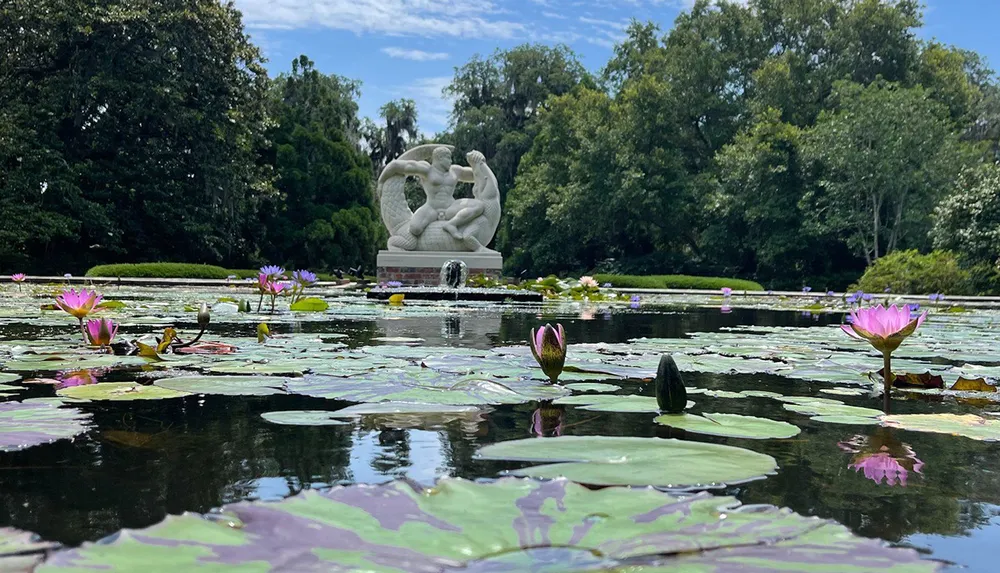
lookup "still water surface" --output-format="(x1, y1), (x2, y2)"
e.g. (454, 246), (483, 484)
(0, 305), (994, 571)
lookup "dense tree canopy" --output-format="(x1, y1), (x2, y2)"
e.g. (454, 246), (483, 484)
(262, 56), (382, 272)
(0, 0), (271, 273)
(2, 0), (999, 290)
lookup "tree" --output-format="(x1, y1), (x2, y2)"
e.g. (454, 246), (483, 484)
(932, 164), (1000, 265)
(263, 56), (381, 271)
(362, 99), (419, 179)
(0, 0), (272, 273)
(444, 44), (592, 205)
(802, 81), (974, 264)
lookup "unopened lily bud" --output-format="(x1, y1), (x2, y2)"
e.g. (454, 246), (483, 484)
(198, 303), (211, 329)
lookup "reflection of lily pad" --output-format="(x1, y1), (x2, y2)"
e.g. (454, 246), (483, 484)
(476, 436), (777, 488)
(882, 413), (1000, 441)
(35, 478), (933, 572)
(0, 401), (92, 451)
(654, 413), (800, 439)
(260, 411), (351, 426)
(154, 376), (288, 397)
(57, 383), (191, 401)
(288, 368), (567, 406)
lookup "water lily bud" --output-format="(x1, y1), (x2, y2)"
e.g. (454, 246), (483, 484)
(198, 303), (211, 329)
(529, 323), (566, 383)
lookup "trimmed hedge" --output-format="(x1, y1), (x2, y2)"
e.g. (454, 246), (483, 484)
(85, 263), (235, 279)
(594, 274), (765, 291)
(85, 263), (348, 282)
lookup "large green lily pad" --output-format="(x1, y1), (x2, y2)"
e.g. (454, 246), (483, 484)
(1, 527), (60, 571)
(782, 399), (884, 421)
(882, 413), (1000, 441)
(654, 413), (801, 439)
(287, 368), (568, 406)
(154, 376), (289, 397)
(34, 478), (933, 572)
(57, 383), (192, 402)
(0, 401), (92, 451)
(475, 436), (778, 488)
(259, 411), (351, 426)
(0, 373), (20, 384)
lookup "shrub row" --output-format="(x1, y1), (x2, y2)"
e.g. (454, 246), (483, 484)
(594, 274), (765, 291)
(85, 263), (345, 282)
(85, 263), (234, 279)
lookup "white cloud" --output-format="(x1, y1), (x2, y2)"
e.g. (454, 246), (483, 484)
(381, 47), (450, 61)
(235, 0), (524, 39)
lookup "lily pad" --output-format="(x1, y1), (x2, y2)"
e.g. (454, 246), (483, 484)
(34, 478), (932, 572)
(288, 298), (329, 312)
(475, 436), (777, 488)
(0, 401), (92, 451)
(0, 373), (20, 384)
(882, 413), (1000, 441)
(259, 411), (351, 426)
(1, 527), (60, 571)
(287, 368), (567, 406)
(206, 362), (308, 376)
(820, 388), (870, 397)
(654, 413), (801, 439)
(739, 390), (785, 398)
(57, 383), (192, 402)
(327, 402), (488, 431)
(782, 400), (884, 421)
(154, 376), (289, 397)
(564, 383), (621, 393)
(552, 394), (694, 413)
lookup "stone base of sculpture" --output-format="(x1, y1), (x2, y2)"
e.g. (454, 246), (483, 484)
(377, 251), (503, 287)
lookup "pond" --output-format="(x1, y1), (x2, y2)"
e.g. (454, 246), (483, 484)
(2, 285), (999, 571)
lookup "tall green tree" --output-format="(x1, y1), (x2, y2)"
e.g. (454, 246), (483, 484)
(802, 81), (974, 264)
(263, 56), (381, 271)
(444, 44), (592, 205)
(362, 99), (419, 179)
(0, 0), (271, 273)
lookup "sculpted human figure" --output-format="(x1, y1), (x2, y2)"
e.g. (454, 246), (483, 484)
(377, 145), (501, 253)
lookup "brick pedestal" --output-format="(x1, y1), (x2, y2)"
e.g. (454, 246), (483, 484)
(376, 251), (503, 286)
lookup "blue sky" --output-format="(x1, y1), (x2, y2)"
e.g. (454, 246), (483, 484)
(234, 0), (1000, 136)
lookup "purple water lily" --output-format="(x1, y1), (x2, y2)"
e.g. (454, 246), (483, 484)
(292, 270), (318, 286)
(529, 324), (567, 383)
(85, 318), (118, 347)
(929, 293), (945, 302)
(802, 286), (812, 293)
(260, 265), (285, 278)
(387, 281), (403, 288)
(721, 287), (732, 297)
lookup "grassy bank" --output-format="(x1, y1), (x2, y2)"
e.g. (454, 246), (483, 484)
(595, 274), (765, 291)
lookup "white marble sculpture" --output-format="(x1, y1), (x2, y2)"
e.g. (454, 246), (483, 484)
(377, 144), (501, 252)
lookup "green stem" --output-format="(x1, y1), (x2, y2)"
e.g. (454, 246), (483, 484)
(78, 318), (88, 345)
(883, 351), (892, 414)
(257, 293), (264, 313)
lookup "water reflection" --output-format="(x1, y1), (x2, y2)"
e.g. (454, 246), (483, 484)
(839, 429), (924, 487)
(531, 404), (565, 437)
(56, 369), (101, 388)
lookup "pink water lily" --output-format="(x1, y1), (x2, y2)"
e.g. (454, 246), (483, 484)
(530, 323), (567, 383)
(55, 288), (102, 320)
(85, 318), (118, 347)
(11, 273), (25, 282)
(842, 305), (928, 412)
(842, 304), (927, 354)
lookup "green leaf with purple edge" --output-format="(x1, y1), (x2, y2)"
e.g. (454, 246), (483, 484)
(34, 478), (935, 572)
(287, 367), (568, 406)
(476, 436), (776, 488)
(0, 401), (92, 452)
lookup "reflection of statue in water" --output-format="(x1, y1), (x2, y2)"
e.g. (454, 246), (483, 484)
(377, 144), (501, 252)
